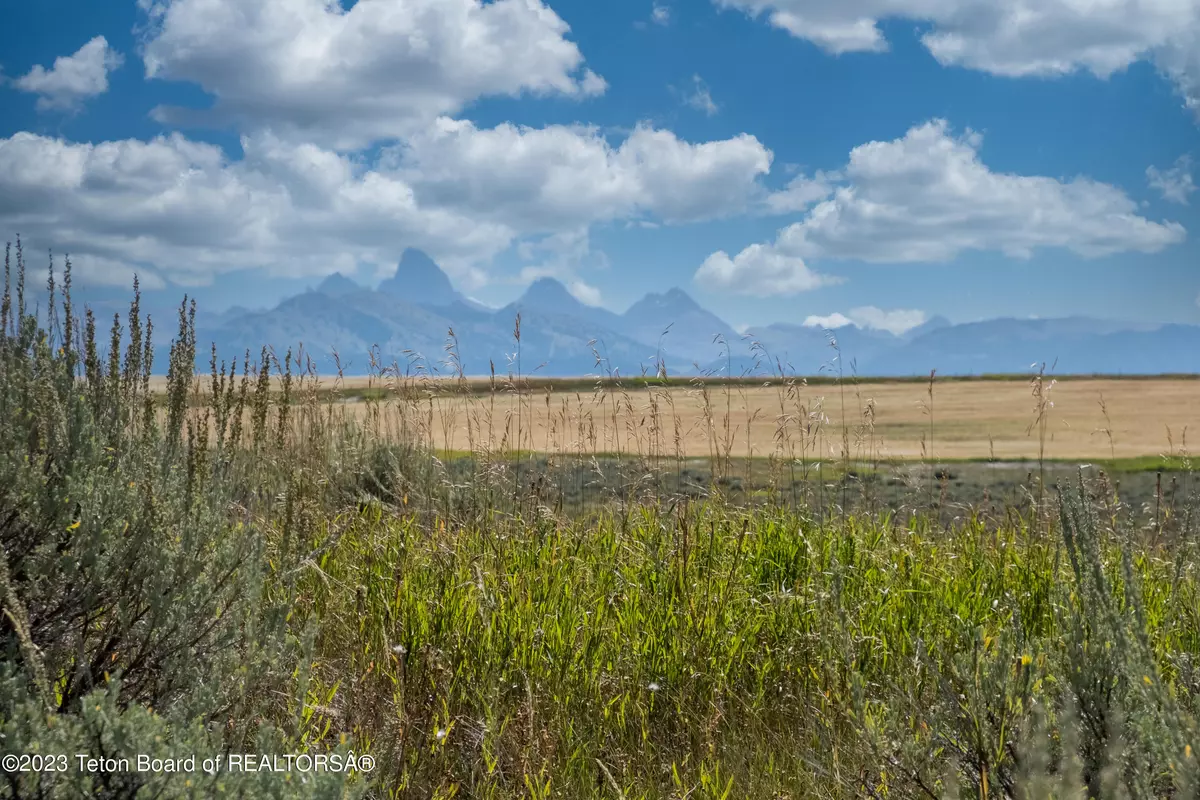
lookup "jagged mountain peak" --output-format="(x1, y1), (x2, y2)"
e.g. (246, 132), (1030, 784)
(625, 287), (702, 317)
(316, 272), (360, 297)
(377, 248), (460, 307)
(519, 277), (582, 309)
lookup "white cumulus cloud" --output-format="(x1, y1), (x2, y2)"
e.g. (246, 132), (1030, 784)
(803, 307), (928, 335)
(697, 120), (1186, 296)
(695, 244), (842, 295)
(12, 36), (123, 111)
(1147, 155), (1197, 204)
(802, 312), (854, 329)
(764, 171), (835, 214)
(0, 118), (774, 291)
(138, 0), (606, 148)
(845, 306), (928, 335)
(396, 118), (772, 229)
(0, 131), (510, 288)
(715, 0), (1200, 118)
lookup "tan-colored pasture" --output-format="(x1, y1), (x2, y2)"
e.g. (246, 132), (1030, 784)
(317, 377), (1198, 461)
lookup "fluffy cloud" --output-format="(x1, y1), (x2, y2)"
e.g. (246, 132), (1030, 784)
(0, 119), (773, 290)
(715, 0), (1200, 117)
(801, 312), (853, 329)
(617, 127), (773, 222)
(697, 120), (1186, 296)
(0, 131), (510, 288)
(847, 306), (927, 335)
(12, 36), (123, 111)
(764, 171), (835, 214)
(395, 118), (772, 229)
(694, 244), (841, 295)
(1148, 155), (1197, 204)
(803, 307), (927, 334)
(138, 0), (605, 148)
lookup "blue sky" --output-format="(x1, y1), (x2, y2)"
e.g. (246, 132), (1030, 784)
(1, 0), (1197, 333)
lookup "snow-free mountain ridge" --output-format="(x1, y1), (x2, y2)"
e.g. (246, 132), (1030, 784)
(66, 250), (1200, 377)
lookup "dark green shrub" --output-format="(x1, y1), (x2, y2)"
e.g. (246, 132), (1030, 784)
(0, 244), (361, 798)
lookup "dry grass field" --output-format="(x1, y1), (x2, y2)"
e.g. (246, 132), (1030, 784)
(263, 375), (1198, 461)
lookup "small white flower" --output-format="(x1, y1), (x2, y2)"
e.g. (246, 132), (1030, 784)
(436, 728), (447, 741)
(648, 682), (661, 693)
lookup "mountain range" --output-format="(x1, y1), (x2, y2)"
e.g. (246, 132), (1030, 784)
(68, 249), (1200, 377)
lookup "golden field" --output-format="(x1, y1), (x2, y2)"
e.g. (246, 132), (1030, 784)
(247, 375), (1199, 461)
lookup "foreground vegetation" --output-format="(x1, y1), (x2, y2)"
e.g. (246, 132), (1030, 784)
(3, 246), (1200, 798)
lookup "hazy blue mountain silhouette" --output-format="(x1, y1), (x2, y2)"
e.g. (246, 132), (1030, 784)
(871, 317), (1193, 376)
(315, 272), (360, 298)
(736, 322), (897, 376)
(376, 248), (463, 308)
(55, 249), (1200, 377)
(623, 288), (735, 366)
(502, 277), (625, 330)
(496, 278), (656, 375)
(901, 315), (952, 341)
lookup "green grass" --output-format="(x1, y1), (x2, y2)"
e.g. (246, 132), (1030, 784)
(1095, 454), (1198, 472)
(338, 447), (1198, 474)
(280, 486), (1200, 797)
(890, 454), (1197, 473)
(299, 503), (1050, 794)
